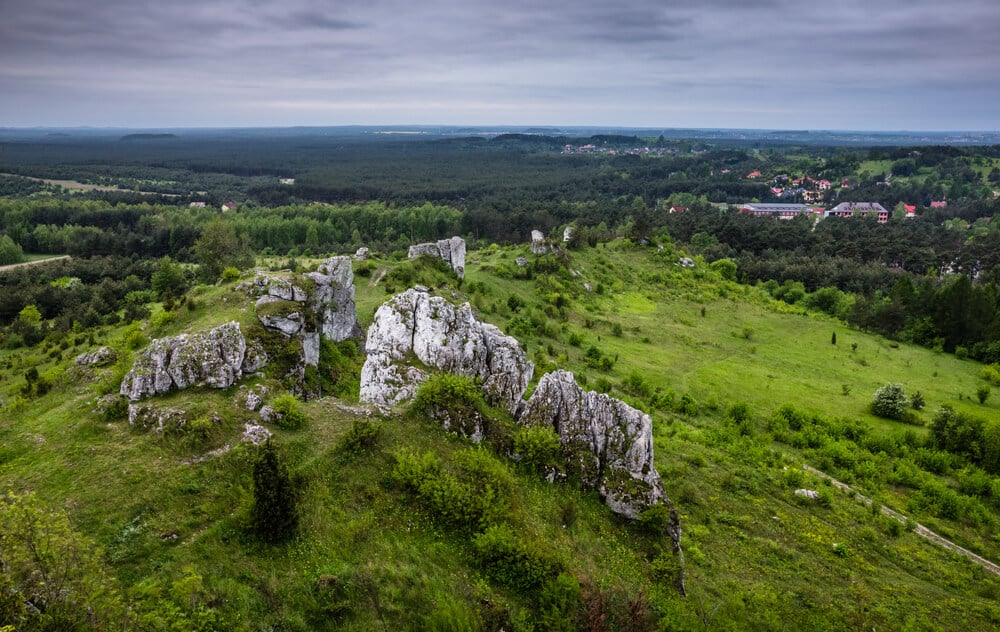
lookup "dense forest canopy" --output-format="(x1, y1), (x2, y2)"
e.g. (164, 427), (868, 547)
(2, 129), (1000, 357)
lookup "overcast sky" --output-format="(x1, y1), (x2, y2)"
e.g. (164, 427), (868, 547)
(1, 0), (998, 130)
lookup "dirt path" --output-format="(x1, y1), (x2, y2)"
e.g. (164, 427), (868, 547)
(803, 464), (1000, 576)
(369, 267), (389, 287)
(0, 255), (71, 273)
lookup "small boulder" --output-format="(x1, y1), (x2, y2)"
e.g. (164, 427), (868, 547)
(255, 296), (304, 336)
(74, 346), (117, 367)
(794, 489), (820, 500)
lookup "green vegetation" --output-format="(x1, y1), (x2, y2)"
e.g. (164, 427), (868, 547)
(3, 132), (1000, 629)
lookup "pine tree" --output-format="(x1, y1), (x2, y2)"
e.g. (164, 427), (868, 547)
(251, 439), (299, 543)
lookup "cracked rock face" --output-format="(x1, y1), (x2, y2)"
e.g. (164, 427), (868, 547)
(407, 236), (467, 279)
(308, 256), (363, 342)
(519, 370), (665, 519)
(530, 229), (548, 255)
(120, 322), (248, 401)
(360, 288), (532, 413)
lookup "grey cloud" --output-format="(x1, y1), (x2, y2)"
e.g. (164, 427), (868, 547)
(1, 0), (999, 129)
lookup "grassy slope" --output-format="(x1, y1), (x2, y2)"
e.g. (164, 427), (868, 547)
(2, 245), (999, 629)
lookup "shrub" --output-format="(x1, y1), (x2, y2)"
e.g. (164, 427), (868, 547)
(392, 448), (510, 531)
(220, 266), (241, 283)
(871, 383), (908, 421)
(251, 440), (299, 543)
(271, 393), (307, 429)
(983, 363), (1000, 386)
(910, 391), (926, 410)
(472, 524), (561, 592)
(977, 385), (991, 405)
(339, 419), (381, 456)
(513, 425), (562, 471)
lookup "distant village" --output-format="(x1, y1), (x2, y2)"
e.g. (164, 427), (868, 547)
(667, 170), (949, 224)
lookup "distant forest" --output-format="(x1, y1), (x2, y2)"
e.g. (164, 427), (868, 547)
(2, 129), (1000, 360)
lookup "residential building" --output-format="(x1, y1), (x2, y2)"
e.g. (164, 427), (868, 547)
(825, 202), (889, 223)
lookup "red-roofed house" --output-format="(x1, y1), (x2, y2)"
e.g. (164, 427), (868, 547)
(817, 179), (832, 190)
(746, 170), (762, 179)
(931, 200), (947, 208)
(840, 178), (851, 188)
(668, 206), (687, 214)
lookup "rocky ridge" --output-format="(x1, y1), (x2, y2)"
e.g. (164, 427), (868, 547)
(359, 287), (671, 519)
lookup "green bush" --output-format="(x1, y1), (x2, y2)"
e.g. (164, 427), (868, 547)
(982, 363), (1000, 386)
(271, 393), (307, 429)
(220, 266), (241, 283)
(513, 425), (562, 471)
(338, 419), (381, 456)
(251, 439), (299, 543)
(871, 383), (908, 421)
(472, 524), (561, 592)
(414, 373), (484, 417)
(392, 448), (510, 532)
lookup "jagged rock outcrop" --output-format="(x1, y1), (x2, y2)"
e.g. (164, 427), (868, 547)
(307, 256), (363, 342)
(530, 229), (548, 255)
(74, 346), (117, 367)
(252, 256), (362, 347)
(407, 236), (467, 279)
(120, 322), (249, 401)
(360, 288), (532, 413)
(250, 256), (362, 374)
(518, 370), (665, 519)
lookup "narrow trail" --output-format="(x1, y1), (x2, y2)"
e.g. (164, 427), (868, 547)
(803, 464), (1000, 576)
(369, 267), (389, 287)
(0, 255), (71, 272)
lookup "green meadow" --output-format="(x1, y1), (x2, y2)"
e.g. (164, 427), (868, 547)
(2, 240), (1000, 630)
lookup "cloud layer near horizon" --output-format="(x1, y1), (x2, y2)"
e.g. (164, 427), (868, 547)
(2, 0), (998, 129)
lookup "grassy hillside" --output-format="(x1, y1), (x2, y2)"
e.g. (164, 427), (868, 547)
(2, 241), (1000, 630)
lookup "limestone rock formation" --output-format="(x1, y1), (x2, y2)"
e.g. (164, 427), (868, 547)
(530, 229), (548, 255)
(518, 370), (665, 519)
(120, 322), (248, 401)
(307, 256), (363, 342)
(74, 346), (117, 367)
(360, 288), (532, 413)
(407, 236), (467, 279)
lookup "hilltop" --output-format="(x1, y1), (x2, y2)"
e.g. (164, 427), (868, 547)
(1, 235), (999, 630)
